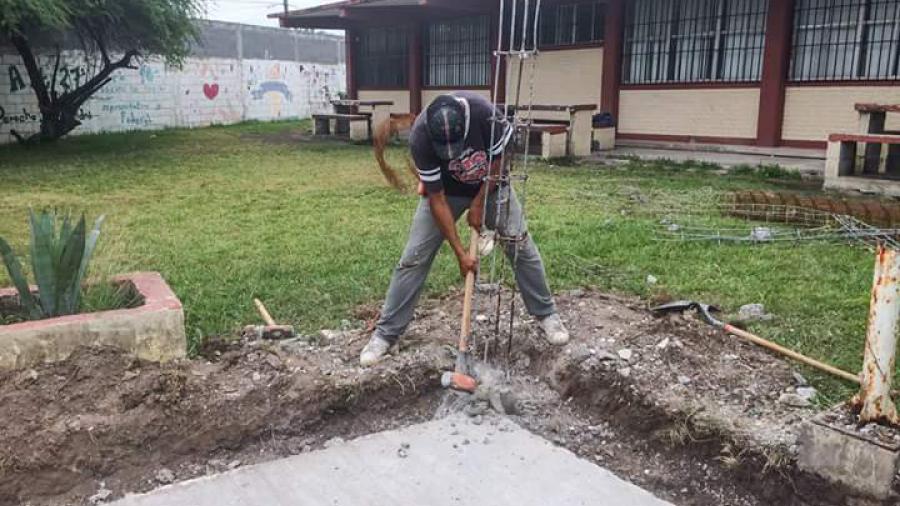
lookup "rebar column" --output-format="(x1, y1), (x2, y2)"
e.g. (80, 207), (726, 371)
(856, 245), (900, 425)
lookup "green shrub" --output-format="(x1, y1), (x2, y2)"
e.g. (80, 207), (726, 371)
(0, 210), (105, 319)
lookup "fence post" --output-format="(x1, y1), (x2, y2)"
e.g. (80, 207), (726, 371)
(856, 245), (900, 425)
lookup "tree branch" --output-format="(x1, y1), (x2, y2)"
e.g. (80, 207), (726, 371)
(60, 49), (139, 108)
(50, 45), (61, 102)
(93, 27), (111, 67)
(10, 35), (51, 108)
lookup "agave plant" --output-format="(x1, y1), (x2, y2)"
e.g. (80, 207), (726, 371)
(0, 210), (105, 320)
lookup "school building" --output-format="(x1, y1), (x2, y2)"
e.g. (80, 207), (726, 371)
(272, 0), (900, 150)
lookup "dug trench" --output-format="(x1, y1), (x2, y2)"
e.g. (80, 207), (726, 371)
(0, 290), (859, 506)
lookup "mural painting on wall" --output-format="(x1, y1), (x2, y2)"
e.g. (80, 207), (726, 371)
(183, 61), (240, 125)
(247, 62), (293, 118)
(2, 54), (165, 133)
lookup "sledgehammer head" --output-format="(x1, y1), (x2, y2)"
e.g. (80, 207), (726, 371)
(441, 371), (477, 393)
(241, 324), (297, 340)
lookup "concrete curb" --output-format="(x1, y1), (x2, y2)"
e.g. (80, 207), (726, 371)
(0, 272), (185, 370)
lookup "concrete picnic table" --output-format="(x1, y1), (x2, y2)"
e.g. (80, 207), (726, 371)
(855, 103), (900, 176)
(331, 99), (395, 130)
(825, 103), (900, 194)
(501, 103), (598, 157)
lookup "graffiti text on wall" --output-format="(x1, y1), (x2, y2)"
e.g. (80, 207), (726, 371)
(0, 106), (93, 125)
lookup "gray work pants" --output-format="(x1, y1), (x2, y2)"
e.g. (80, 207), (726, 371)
(375, 186), (556, 344)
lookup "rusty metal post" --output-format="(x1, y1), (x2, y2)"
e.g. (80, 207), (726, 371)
(856, 245), (900, 425)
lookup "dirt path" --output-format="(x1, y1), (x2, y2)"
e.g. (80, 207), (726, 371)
(1, 291), (832, 506)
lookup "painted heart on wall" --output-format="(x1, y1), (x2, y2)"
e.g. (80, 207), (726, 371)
(203, 83), (219, 100)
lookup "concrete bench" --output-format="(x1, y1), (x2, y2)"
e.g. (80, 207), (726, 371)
(313, 113), (371, 141)
(825, 133), (900, 196)
(529, 123), (569, 159)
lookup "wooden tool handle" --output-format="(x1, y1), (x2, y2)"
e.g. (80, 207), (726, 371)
(724, 324), (860, 384)
(459, 227), (480, 349)
(254, 298), (277, 326)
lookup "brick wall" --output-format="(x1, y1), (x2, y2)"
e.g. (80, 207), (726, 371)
(0, 22), (345, 144)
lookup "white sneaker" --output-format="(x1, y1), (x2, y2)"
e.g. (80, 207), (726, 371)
(360, 334), (394, 366)
(538, 314), (570, 345)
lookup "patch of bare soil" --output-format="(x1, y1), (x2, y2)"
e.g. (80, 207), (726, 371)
(0, 331), (451, 506)
(0, 290), (838, 506)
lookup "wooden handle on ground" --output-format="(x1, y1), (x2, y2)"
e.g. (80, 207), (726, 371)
(459, 227), (480, 350)
(254, 298), (277, 326)
(723, 324), (860, 384)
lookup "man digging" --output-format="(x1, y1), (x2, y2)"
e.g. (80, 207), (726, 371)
(361, 92), (569, 366)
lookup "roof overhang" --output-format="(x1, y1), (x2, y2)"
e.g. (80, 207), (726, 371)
(269, 0), (496, 29)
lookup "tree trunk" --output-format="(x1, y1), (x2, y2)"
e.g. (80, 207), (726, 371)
(9, 34), (138, 144)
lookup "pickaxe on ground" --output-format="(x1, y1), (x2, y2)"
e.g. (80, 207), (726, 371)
(652, 300), (859, 384)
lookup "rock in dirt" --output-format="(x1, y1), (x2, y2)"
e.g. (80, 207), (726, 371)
(796, 386), (818, 402)
(318, 329), (342, 342)
(677, 375), (692, 385)
(737, 303), (772, 322)
(779, 393), (811, 408)
(464, 400), (490, 417)
(617, 349), (634, 361)
(792, 372), (808, 386)
(154, 468), (175, 484)
(488, 389), (519, 415)
(324, 437), (345, 449)
(88, 483), (112, 505)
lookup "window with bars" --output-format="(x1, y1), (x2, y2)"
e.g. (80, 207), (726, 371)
(356, 26), (408, 88)
(791, 0), (900, 81)
(424, 15), (491, 87)
(539, 1), (605, 47)
(622, 0), (768, 84)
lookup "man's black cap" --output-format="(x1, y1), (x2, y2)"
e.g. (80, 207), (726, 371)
(426, 94), (469, 161)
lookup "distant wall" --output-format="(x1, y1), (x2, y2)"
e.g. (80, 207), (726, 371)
(0, 21), (345, 144)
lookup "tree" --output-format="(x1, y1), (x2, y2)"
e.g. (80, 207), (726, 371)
(0, 0), (203, 143)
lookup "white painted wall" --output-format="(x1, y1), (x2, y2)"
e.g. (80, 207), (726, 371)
(0, 51), (345, 144)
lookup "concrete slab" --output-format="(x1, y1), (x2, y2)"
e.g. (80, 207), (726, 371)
(111, 414), (672, 506)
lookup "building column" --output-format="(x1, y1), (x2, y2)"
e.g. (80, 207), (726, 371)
(410, 23), (423, 114)
(756, 0), (795, 147)
(345, 28), (358, 100)
(600, 0), (625, 120)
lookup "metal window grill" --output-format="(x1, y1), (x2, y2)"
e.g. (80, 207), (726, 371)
(622, 0), (768, 84)
(356, 26), (408, 88)
(791, 0), (900, 81)
(424, 15), (491, 87)
(536, 1), (605, 47)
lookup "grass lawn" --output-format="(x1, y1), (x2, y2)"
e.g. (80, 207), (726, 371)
(0, 121), (877, 401)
